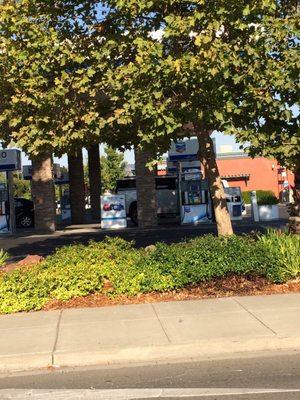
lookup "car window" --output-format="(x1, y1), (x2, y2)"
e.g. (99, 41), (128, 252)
(116, 179), (136, 190)
(155, 177), (177, 190)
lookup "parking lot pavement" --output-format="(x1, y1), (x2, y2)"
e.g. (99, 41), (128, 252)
(0, 219), (288, 262)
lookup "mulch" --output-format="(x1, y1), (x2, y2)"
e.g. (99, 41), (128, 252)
(43, 276), (300, 311)
(1, 255), (44, 273)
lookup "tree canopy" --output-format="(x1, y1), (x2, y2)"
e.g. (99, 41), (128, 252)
(1, 0), (298, 159)
(100, 146), (127, 193)
(0, 0), (107, 156)
(1, 0), (299, 234)
(100, 1), (299, 156)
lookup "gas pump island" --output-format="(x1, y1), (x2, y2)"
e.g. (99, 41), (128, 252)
(0, 149), (21, 234)
(167, 139), (244, 224)
(179, 176), (213, 224)
(167, 139), (213, 224)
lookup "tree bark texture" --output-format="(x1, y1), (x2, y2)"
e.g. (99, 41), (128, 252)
(88, 144), (101, 220)
(68, 149), (86, 225)
(31, 153), (56, 232)
(134, 148), (158, 228)
(197, 131), (234, 236)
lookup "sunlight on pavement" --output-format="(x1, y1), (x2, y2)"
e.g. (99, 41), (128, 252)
(0, 388), (300, 399)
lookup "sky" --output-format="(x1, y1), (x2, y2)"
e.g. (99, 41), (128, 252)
(20, 132), (241, 168)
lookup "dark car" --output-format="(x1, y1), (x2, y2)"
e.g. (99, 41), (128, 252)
(110, 203), (124, 211)
(14, 198), (34, 228)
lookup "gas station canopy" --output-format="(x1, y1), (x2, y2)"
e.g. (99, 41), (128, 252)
(0, 149), (21, 171)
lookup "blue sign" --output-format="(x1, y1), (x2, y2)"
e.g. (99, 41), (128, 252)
(175, 142), (186, 153)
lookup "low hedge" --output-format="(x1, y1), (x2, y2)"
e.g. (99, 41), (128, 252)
(0, 232), (299, 314)
(242, 190), (279, 205)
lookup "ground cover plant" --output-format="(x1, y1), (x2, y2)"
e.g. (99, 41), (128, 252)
(0, 250), (8, 267)
(0, 232), (299, 314)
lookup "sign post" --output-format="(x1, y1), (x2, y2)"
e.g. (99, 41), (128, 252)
(250, 191), (260, 222)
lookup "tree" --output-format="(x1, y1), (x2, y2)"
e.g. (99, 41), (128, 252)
(0, 1), (102, 155)
(13, 177), (31, 199)
(239, 133), (299, 233)
(68, 150), (86, 225)
(135, 148), (157, 228)
(99, 0), (299, 235)
(0, 172), (31, 199)
(0, 1), (107, 230)
(87, 144), (101, 220)
(227, 3), (299, 233)
(1, 1), (298, 235)
(31, 154), (56, 232)
(100, 147), (127, 193)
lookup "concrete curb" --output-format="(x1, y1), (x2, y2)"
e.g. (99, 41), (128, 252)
(52, 336), (300, 369)
(1, 336), (298, 374)
(0, 353), (53, 373)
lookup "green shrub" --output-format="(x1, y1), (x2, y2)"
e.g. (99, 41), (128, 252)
(0, 233), (298, 314)
(133, 235), (274, 294)
(242, 190), (279, 205)
(0, 249), (8, 266)
(0, 240), (111, 314)
(258, 230), (300, 283)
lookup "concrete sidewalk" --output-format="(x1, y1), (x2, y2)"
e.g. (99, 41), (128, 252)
(0, 293), (299, 373)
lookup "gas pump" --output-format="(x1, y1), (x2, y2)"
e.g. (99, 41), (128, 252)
(224, 187), (244, 221)
(179, 172), (212, 224)
(167, 138), (215, 225)
(0, 183), (9, 233)
(0, 149), (21, 234)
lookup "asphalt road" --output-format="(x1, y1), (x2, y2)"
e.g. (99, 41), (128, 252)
(2, 219), (287, 262)
(0, 351), (299, 399)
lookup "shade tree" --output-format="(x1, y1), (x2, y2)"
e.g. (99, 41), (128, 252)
(99, 0), (299, 235)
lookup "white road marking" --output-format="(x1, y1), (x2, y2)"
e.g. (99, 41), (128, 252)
(0, 388), (300, 399)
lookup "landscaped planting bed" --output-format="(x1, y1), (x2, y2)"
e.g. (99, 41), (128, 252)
(0, 231), (299, 314)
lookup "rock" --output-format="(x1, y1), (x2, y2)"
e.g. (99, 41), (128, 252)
(103, 278), (113, 292)
(145, 245), (156, 252)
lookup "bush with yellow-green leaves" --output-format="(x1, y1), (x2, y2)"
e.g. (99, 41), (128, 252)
(0, 232), (299, 314)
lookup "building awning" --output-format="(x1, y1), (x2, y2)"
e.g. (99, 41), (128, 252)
(221, 174), (250, 180)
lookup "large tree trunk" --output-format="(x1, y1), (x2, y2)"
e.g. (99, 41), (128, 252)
(31, 153), (56, 233)
(289, 160), (300, 234)
(197, 131), (233, 236)
(68, 149), (86, 225)
(134, 148), (158, 228)
(87, 144), (101, 221)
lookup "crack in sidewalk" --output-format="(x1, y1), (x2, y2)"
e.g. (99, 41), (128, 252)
(51, 310), (63, 365)
(151, 304), (171, 343)
(233, 298), (277, 335)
